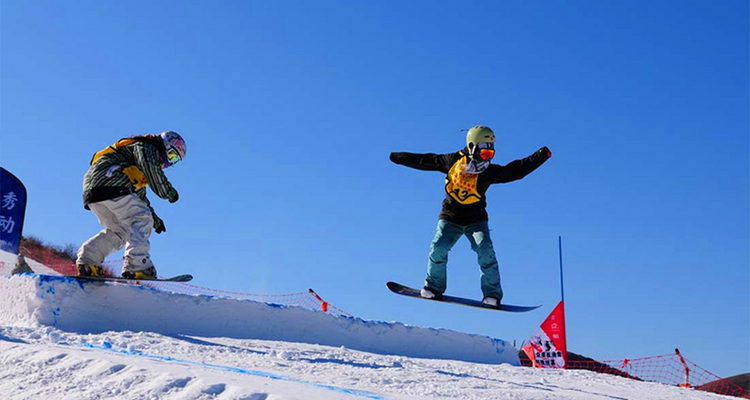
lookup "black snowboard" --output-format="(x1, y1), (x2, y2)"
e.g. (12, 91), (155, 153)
(387, 281), (540, 313)
(64, 274), (193, 283)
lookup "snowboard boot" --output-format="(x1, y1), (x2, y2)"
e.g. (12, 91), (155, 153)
(481, 296), (500, 308)
(77, 264), (105, 277)
(121, 266), (157, 280)
(420, 286), (443, 300)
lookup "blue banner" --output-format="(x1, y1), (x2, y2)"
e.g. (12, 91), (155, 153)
(0, 167), (27, 254)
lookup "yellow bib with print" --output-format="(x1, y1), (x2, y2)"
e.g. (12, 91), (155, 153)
(445, 156), (482, 205)
(90, 139), (148, 191)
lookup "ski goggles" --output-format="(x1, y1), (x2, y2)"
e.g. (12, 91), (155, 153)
(161, 147), (183, 169)
(479, 148), (495, 160)
(166, 147), (183, 165)
(477, 142), (495, 160)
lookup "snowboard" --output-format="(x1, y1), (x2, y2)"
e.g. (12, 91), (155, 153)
(386, 281), (540, 313)
(64, 274), (193, 283)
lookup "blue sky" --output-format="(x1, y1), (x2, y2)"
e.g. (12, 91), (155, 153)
(1, 0), (748, 378)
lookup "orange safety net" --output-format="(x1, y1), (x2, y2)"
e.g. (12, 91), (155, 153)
(2, 257), (351, 317)
(521, 349), (748, 398)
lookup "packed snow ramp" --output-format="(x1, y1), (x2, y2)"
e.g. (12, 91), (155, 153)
(0, 273), (519, 365)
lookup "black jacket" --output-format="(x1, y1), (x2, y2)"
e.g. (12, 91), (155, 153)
(390, 147), (550, 225)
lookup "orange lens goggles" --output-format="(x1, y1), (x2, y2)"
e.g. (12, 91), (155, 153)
(479, 149), (495, 160)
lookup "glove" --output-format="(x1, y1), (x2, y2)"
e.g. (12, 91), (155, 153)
(541, 146), (552, 159)
(153, 212), (166, 234)
(168, 188), (179, 203)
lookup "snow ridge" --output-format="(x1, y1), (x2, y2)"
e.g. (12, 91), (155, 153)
(77, 341), (392, 400)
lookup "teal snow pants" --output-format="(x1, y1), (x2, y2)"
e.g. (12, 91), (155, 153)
(424, 219), (503, 301)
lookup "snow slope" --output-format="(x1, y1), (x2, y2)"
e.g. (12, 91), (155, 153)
(0, 252), (733, 399)
(1, 325), (732, 400)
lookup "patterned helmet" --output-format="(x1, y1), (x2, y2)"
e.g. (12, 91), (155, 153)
(160, 131), (186, 167)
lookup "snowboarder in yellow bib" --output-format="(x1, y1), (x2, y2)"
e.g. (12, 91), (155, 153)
(76, 131), (186, 280)
(390, 126), (551, 307)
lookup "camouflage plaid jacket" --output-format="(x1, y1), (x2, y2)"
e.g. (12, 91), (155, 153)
(82, 137), (177, 209)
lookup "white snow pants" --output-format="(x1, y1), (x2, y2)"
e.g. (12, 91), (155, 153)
(77, 194), (154, 273)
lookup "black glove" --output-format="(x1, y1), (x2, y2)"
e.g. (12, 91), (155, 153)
(168, 188), (179, 203)
(540, 146), (552, 159)
(153, 212), (166, 234)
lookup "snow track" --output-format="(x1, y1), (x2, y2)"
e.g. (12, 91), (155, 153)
(0, 326), (731, 400)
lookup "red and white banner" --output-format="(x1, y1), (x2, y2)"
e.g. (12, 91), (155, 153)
(522, 301), (568, 368)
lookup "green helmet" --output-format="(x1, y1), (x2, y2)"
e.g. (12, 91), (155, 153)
(466, 125), (495, 147)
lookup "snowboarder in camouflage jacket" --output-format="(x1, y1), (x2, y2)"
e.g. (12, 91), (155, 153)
(390, 126), (551, 307)
(76, 131), (186, 279)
